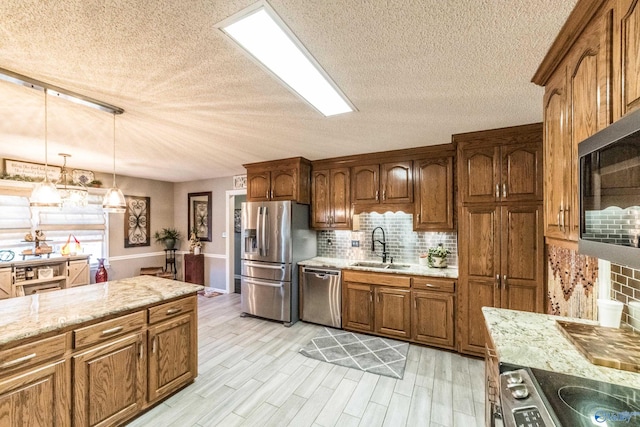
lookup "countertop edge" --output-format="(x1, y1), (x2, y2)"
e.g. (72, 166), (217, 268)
(298, 257), (459, 278)
(0, 276), (204, 347)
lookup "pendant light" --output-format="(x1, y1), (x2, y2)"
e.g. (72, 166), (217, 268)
(58, 153), (88, 208)
(30, 89), (62, 208)
(102, 113), (126, 213)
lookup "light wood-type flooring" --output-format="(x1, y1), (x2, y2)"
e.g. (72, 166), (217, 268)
(127, 293), (485, 427)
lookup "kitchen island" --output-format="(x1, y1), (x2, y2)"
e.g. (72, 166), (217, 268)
(483, 307), (640, 388)
(0, 275), (203, 426)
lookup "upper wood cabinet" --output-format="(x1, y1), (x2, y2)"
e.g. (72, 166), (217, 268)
(311, 167), (351, 230)
(413, 155), (455, 231)
(622, 0), (640, 114)
(0, 267), (11, 299)
(456, 124), (543, 205)
(532, 0), (640, 244)
(244, 157), (311, 204)
(351, 161), (413, 205)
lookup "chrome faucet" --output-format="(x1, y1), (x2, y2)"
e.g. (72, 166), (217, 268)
(371, 226), (389, 263)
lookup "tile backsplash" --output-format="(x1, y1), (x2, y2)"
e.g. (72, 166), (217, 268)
(611, 264), (640, 331)
(317, 212), (458, 266)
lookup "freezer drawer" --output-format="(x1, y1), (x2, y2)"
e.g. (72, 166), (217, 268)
(241, 277), (291, 323)
(301, 267), (341, 328)
(241, 260), (291, 282)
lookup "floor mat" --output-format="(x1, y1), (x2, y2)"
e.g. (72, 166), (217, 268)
(299, 327), (409, 379)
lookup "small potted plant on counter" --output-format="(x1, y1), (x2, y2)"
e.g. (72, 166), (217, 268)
(428, 243), (450, 268)
(154, 227), (182, 250)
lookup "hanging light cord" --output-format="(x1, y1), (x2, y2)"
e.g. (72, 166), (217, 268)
(44, 89), (49, 173)
(112, 112), (117, 187)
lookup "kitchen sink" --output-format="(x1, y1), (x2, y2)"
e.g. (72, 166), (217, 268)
(350, 262), (411, 270)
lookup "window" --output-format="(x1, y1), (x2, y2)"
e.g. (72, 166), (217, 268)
(0, 193), (106, 263)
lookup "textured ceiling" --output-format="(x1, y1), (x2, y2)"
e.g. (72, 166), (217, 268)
(0, 0), (577, 182)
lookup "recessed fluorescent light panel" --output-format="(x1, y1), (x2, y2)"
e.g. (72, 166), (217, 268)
(217, 1), (354, 117)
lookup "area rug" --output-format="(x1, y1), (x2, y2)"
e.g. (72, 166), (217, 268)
(299, 327), (409, 379)
(198, 288), (223, 298)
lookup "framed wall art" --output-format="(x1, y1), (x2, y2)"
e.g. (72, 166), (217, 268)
(233, 174), (247, 190)
(124, 196), (151, 248)
(188, 192), (212, 242)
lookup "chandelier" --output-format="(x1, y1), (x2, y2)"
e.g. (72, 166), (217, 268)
(57, 153), (88, 208)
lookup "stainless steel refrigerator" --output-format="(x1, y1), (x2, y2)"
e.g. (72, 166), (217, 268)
(240, 200), (316, 326)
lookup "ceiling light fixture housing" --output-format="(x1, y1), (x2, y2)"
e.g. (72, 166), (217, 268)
(216, 1), (355, 117)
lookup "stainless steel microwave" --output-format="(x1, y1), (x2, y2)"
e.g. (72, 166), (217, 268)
(579, 108), (640, 268)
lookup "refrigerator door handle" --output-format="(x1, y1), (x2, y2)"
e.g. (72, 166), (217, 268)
(244, 278), (284, 288)
(256, 206), (263, 256)
(243, 261), (284, 270)
(262, 206), (270, 256)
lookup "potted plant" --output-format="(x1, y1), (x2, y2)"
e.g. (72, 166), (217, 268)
(427, 243), (450, 268)
(188, 226), (202, 254)
(154, 227), (182, 249)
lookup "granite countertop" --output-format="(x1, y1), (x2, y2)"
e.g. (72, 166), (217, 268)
(483, 307), (640, 389)
(0, 275), (203, 347)
(299, 257), (458, 279)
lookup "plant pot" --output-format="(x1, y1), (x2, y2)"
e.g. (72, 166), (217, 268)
(430, 256), (447, 268)
(164, 239), (176, 250)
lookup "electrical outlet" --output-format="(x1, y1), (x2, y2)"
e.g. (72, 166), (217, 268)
(351, 240), (360, 247)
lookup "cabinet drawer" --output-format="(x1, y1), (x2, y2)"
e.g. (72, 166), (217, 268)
(0, 334), (66, 373)
(148, 296), (196, 324)
(343, 270), (411, 287)
(73, 311), (145, 348)
(412, 277), (455, 293)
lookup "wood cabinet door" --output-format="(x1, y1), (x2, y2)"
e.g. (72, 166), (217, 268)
(458, 146), (499, 204)
(0, 267), (12, 299)
(500, 142), (543, 203)
(72, 333), (145, 427)
(411, 290), (455, 349)
(329, 168), (351, 229)
(247, 172), (271, 202)
(343, 282), (373, 332)
(311, 169), (330, 229)
(67, 260), (90, 288)
(458, 205), (499, 356)
(0, 359), (69, 426)
(380, 161), (413, 204)
(499, 204), (544, 314)
(148, 312), (197, 403)
(414, 156), (454, 231)
(375, 287), (411, 339)
(543, 70), (570, 240)
(351, 164), (380, 204)
(622, 0), (640, 114)
(567, 10), (613, 240)
(271, 169), (297, 201)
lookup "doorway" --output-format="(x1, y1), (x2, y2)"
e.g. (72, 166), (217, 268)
(225, 189), (246, 294)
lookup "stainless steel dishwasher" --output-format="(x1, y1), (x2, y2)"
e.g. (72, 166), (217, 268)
(300, 267), (342, 328)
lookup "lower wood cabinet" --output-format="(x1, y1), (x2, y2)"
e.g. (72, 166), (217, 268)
(0, 267), (11, 299)
(375, 287), (411, 339)
(342, 270), (455, 349)
(343, 282), (374, 332)
(412, 290), (455, 349)
(0, 359), (69, 426)
(148, 312), (197, 403)
(72, 332), (146, 427)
